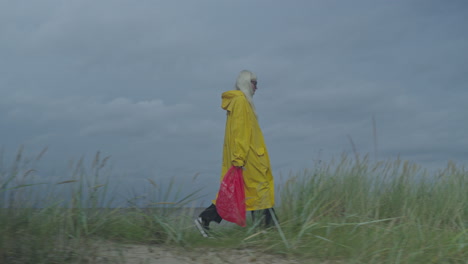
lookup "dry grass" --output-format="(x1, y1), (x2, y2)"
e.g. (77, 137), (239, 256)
(1, 148), (466, 263)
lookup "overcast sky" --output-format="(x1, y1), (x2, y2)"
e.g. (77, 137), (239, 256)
(1, 0), (467, 205)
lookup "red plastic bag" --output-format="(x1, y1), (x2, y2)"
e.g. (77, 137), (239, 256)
(216, 166), (246, 227)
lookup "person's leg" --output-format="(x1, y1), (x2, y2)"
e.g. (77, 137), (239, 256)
(195, 204), (222, 237)
(196, 204), (222, 230)
(263, 207), (277, 228)
(251, 211), (256, 223)
(250, 208), (277, 228)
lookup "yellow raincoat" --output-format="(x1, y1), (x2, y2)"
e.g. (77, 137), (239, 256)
(213, 90), (275, 211)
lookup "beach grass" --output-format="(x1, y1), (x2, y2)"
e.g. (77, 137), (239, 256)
(1, 148), (466, 263)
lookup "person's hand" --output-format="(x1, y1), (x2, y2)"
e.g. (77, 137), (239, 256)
(232, 161), (244, 169)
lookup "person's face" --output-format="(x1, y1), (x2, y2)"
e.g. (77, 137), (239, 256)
(251, 80), (258, 94)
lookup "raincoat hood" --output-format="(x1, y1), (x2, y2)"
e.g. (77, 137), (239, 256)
(221, 90), (244, 111)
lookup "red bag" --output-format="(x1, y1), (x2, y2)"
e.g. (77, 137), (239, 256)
(216, 166), (246, 227)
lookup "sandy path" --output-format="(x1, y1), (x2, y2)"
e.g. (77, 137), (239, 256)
(90, 241), (305, 264)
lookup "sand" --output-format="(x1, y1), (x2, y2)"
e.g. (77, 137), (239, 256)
(87, 241), (307, 264)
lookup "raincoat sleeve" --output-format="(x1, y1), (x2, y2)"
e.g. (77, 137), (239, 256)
(229, 97), (251, 167)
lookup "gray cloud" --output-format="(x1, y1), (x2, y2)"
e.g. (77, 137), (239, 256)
(1, 0), (467, 201)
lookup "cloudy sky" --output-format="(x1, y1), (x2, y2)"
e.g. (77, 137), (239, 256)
(1, 0), (467, 205)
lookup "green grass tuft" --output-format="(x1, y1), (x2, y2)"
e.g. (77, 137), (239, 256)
(1, 148), (466, 263)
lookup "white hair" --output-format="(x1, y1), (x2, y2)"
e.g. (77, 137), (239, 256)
(235, 70), (257, 116)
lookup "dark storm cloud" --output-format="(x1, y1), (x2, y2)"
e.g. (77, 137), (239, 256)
(1, 0), (467, 199)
